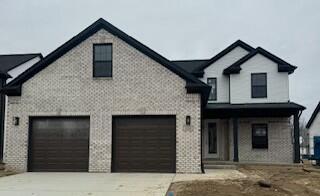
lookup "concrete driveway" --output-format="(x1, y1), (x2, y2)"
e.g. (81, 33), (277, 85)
(0, 173), (175, 196)
(0, 170), (246, 196)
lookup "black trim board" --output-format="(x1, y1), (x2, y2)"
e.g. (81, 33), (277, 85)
(3, 18), (210, 101)
(223, 47), (297, 75)
(192, 40), (255, 77)
(306, 102), (320, 128)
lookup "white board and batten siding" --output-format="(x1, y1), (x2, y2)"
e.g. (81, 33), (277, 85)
(230, 54), (289, 104)
(200, 46), (249, 103)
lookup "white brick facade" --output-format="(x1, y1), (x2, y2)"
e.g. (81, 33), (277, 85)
(4, 29), (201, 173)
(228, 117), (293, 163)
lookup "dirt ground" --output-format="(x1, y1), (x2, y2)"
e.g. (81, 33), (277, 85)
(168, 164), (320, 196)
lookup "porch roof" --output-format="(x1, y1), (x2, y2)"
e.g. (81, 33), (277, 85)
(204, 102), (305, 118)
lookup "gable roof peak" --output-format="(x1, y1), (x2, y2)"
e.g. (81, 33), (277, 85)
(192, 39), (254, 76)
(223, 46), (297, 75)
(2, 18), (210, 102)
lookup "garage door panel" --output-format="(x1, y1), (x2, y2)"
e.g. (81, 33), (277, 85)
(113, 116), (176, 173)
(29, 117), (89, 172)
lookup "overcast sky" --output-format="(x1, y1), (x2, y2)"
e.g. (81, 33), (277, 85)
(0, 0), (319, 121)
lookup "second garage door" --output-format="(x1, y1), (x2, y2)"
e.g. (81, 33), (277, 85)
(112, 116), (176, 173)
(29, 117), (90, 172)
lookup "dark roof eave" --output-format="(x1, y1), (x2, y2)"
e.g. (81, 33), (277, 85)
(186, 83), (211, 105)
(205, 102), (306, 110)
(0, 85), (21, 96)
(204, 102), (305, 118)
(223, 48), (297, 75)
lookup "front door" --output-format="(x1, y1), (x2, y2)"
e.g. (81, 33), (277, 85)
(204, 121), (219, 158)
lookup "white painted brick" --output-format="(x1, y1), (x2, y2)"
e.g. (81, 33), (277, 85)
(4, 29), (201, 173)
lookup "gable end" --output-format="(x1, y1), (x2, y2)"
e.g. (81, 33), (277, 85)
(2, 18), (210, 101)
(192, 40), (255, 77)
(223, 47), (297, 75)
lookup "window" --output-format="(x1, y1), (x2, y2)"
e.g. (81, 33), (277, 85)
(251, 73), (267, 98)
(207, 78), (217, 101)
(252, 124), (268, 149)
(93, 44), (112, 77)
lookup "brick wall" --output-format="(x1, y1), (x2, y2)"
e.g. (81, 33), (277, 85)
(4, 29), (201, 173)
(229, 117), (293, 163)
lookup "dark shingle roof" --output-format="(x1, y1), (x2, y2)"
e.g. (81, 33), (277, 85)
(172, 59), (209, 73)
(0, 54), (42, 73)
(306, 102), (320, 128)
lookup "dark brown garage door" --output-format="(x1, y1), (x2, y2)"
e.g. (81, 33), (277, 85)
(112, 116), (176, 173)
(29, 117), (90, 172)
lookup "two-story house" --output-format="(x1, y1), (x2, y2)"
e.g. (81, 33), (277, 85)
(1, 19), (304, 173)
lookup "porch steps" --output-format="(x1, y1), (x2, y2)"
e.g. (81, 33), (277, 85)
(203, 160), (237, 169)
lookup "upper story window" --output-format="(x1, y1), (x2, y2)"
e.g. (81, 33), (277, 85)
(207, 78), (217, 101)
(252, 124), (268, 149)
(93, 44), (112, 77)
(251, 73), (267, 98)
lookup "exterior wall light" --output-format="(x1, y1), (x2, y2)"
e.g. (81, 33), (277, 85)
(186, 115), (191, 125)
(13, 117), (19, 126)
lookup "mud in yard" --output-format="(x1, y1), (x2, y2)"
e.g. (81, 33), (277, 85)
(168, 165), (320, 196)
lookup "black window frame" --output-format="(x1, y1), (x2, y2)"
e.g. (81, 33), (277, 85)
(93, 43), (113, 78)
(207, 78), (217, 101)
(252, 124), (268, 149)
(251, 73), (267, 98)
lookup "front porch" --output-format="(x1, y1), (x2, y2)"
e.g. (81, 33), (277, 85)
(201, 102), (305, 169)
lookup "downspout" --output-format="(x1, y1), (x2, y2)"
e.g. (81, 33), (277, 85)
(200, 98), (204, 173)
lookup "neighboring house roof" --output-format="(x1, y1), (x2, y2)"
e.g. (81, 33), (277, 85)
(2, 18), (211, 101)
(306, 102), (320, 128)
(191, 40), (255, 77)
(0, 53), (42, 73)
(172, 59), (210, 73)
(223, 47), (297, 74)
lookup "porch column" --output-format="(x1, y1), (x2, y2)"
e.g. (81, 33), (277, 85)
(293, 112), (300, 163)
(233, 117), (239, 162)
